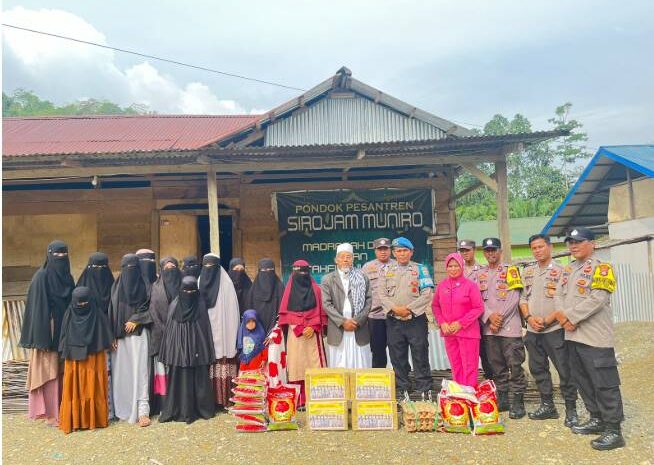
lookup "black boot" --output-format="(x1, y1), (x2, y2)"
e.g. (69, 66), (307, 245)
(497, 391), (510, 412)
(563, 401), (579, 428)
(572, 416), (605, 435)
(528, 399), (559, 420)
(509, 393), (526, 419)
(591, 423), (625, 450)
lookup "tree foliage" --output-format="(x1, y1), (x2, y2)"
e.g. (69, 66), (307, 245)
(2, 89), (150, 116)
(456, 103), (589, 222)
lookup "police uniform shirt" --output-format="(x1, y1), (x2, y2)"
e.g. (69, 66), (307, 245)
(554, 254), (616, 348)
(479, 263), (523, 337)
(361, 258), (396, 319)
(520, 261), (564, 333)
(464, 262), (481, 284)
(380, 261), (434, 320)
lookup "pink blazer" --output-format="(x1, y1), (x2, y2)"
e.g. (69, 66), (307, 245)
(432, 277), (484, 339)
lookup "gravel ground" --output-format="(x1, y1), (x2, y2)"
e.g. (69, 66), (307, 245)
(3, 322), (653, 465)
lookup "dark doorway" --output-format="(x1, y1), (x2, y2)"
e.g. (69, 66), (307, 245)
(198, 215), (233, 265)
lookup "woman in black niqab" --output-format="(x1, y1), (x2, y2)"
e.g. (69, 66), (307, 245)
(109, 253), (154, 426)
(136, 249), (157, 293)
(228, 258), (252, 316)
(20, 240), (75, 351)
(288, 263), (317, 311)
(181, 256), (201, 279)
(76, 252), (114, 313)
(59, 287), (112, 361)
(58, 286), (113, 434)
(147, 257), (182, 414)
(199, 254), (222, 308)
(110, 254), (151, 339)
(158, 276), (215, 424)
(20, 240), (75, 425)
(244, 258), (283, 334)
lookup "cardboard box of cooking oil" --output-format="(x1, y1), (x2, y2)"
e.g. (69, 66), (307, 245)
(305, 368), (350, 401)
(306, 400), (349, 431)
(352, 369), (396, 400)
(351, 400), (398, 431)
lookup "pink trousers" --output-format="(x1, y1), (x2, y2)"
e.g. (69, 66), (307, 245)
(444, 336), (480, 387)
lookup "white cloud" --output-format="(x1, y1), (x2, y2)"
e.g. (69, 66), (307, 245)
(2, 6), (248, 114)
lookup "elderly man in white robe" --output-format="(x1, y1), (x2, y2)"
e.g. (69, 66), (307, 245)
(321, 243), (373, 369)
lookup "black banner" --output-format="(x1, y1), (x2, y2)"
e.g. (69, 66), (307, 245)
(274, 188), (435, 282)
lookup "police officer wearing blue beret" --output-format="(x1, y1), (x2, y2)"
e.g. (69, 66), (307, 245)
(379, 237), (435, 398)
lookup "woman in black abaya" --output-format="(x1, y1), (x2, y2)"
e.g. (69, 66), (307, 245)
(76, 251), (115, 419)
(228, 258), (252, 316)
(20, 240), (75, 425)
(244, 258), (283, 335)
(159, 276), (215, 423)
(109, 254), (153, 427)
(147, 257), (182, 415)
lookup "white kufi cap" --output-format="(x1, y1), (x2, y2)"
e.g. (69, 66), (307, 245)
(336, 243), (354, 255)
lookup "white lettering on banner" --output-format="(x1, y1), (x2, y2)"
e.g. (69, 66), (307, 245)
(287, 212), (423, 232)
(294, 204), (344, 214)
(362, 212), (423, 229)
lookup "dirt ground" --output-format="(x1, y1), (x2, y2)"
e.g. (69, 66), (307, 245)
(3, 322), (653, 465)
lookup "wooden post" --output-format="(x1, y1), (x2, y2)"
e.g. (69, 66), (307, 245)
(207, 165), (221, 255)
(495, 159), (512, 262)
(151, 208), (160, 257)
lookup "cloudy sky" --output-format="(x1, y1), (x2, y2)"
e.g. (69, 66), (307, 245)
(3, 0), (653, 150)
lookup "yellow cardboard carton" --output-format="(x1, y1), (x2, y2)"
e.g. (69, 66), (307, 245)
(305, 368), (349, 401)
(351, 400), (398, 431)
(306, 401), (349, 431)
(353, 369), (396, 400)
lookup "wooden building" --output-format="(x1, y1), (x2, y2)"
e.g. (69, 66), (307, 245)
(2, 67), (564, 297)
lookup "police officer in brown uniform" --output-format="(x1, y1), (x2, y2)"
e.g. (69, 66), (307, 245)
(458, 239), (494, 381)
(361, 238), (396, 368)
(520, 234), (578, 426)
(380, 237), (434, 397)
(479, 237), (527, 419)
(458, 239), (481, 282)
(546, 227), (625, 450)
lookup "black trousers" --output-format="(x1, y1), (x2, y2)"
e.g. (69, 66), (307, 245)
(568, 341), (624, 424)
(369, 318), (388, 368)
(524, 329), (577, 403)
(483, 335), (527, 395)
(479, 321), (494, 379)
(386, 314), (432, 393)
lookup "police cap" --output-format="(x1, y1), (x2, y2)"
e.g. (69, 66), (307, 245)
(482, 237), (502, 249)
(565, 227), (595, 242)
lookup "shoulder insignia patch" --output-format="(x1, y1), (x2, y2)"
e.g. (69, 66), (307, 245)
(506, 265), (523, 290)
(591, 263), (616, 293)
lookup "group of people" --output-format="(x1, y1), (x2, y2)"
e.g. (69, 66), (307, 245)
(434, 228), (625, 451)
(19, 227), (625, 450)
(19, 247), (284, 431)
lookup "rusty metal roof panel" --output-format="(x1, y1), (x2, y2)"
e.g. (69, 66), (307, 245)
(2, 114), (260, 157)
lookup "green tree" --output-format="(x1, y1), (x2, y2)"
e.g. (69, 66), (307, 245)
(2, 89), (150, 116)
(455, 103), (590, 222)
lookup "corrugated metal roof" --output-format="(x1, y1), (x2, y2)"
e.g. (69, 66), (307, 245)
(218, 67), (474, 146)
(543, 145), (654, 237)
(264, 96), (446, 147)
(2, 114), (259, 157)
(3, 130), (567, 168)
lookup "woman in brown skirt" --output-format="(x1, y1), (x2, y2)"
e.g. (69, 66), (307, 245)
(278, 260), (327, 407)
(58, 286), (113, 433)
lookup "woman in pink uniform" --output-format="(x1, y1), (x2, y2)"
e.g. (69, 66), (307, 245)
(432, 252), (484, 387)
